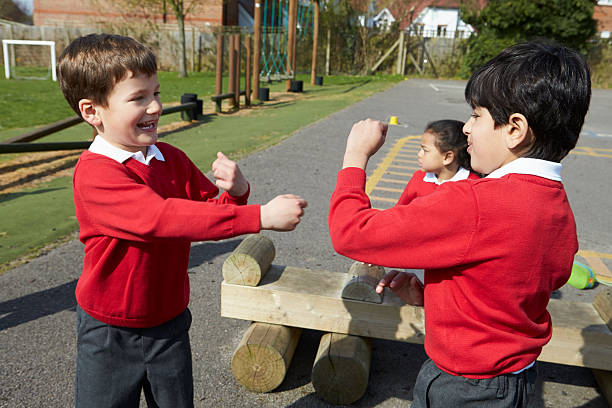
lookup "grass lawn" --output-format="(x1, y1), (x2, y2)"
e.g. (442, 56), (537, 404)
(0, 72), (403, 270)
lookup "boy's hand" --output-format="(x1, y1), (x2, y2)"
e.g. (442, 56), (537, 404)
(212, 152), (249, 197)
(260, 194), (308, 231)
(343, 119), (388, 170)
(376, 270), (424, 306)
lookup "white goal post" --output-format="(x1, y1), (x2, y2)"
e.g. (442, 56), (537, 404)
(2, 39), (57, 81)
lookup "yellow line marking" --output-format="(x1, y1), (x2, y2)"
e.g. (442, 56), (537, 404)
(372, 186), (404, 193)
(380, 178), (412, 184)
(389, 164), (420, 170)
(581, 255), (612, 285)
(393, 158), (419, 164)
(366, 136), (419, 194)
(386, 170), (414, 177)
(574, 146), (612, 152)
(369, 196), (398, 203)
(578, 250), (612, 259)
(570, 146), (612, 158)
(570, 151), (612, 158)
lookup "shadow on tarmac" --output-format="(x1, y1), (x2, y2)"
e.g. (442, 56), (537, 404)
(0, 279), (77, 331)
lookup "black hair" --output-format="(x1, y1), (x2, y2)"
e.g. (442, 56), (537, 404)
(425, 119), (471, 170)
(465, 41), (591, 162)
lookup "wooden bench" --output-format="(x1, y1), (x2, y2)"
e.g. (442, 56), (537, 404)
(220, 234), (612, 405)
(210, 90), (248, 113)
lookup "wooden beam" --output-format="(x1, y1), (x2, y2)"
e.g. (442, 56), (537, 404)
(370, 38), (400, 74)
(311, 333), (371, 405)
(231, 322), (301, 392)
(222, 234), (275, 286)
(594, 288), (612, 329)
(221, 265), (612, 370)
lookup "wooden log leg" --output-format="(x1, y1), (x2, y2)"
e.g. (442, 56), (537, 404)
(311, 332), (371, 405)
(223, 234), (275, 286)
(341, 261), (385, 303)
(231, 322), (302, 392)
(592, 288), (612, 406)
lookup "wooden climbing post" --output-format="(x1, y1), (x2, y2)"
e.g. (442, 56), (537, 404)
(252, 0), (262, 100)
(285, 0), (297, 91)
(245, 36), (251, 106)
(228, 34), (236, 109)
(234, 34), (241, 108)
(215, 30), (224, 96)
(310, 0), (319, 85)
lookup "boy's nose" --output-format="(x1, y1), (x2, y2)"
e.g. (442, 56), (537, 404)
(148, 99), (162, 114)
(463, 121), (471, 135)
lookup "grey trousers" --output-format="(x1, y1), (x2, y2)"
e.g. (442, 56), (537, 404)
(75, 306), (194, 408)
(411, 358), (537, 408)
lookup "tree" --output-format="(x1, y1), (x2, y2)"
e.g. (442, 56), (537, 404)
(460, 0), (598, 77)
(0, 0), (33, 24)
(106, 0), (197, 77)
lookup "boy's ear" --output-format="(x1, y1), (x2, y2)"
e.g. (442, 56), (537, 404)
(78, 99), (102, 127)
(505, 113), (531, 150)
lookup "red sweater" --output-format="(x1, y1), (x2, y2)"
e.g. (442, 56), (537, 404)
(329, 167), (576, 378)
(73, 142), (261, 327)
(397, 169), (480, 205)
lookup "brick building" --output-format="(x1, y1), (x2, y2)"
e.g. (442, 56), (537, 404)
(595, 0), (612, 38)
(32, 0), (250, 28)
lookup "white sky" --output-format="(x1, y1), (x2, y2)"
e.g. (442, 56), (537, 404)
(13, 0), (33, 15)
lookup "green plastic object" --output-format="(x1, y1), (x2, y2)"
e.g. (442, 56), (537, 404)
(568, 261), (596, 289)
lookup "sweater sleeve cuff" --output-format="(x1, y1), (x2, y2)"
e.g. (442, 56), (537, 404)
(336, 167), (367, 189)
(232, 204), (261, 235)
(224, 182), (251, 205)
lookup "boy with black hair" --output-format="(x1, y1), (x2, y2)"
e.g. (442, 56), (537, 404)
(58, 33), (307, 407)
(328, 41), (590, 407)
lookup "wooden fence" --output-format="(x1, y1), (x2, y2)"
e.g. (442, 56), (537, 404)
(0, 98), (200, 154)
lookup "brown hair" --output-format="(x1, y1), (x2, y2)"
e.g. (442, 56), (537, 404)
(57, 33), (157, 115)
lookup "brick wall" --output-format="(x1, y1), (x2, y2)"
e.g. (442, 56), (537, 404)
(33, 0), (224, 28)
(594, 5), (612, 34)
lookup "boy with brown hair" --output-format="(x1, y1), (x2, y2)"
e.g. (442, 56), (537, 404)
(329, 41), (590, 407)
(58, 33), (307, 407)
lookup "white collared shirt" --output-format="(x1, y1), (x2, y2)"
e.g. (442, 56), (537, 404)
(423, 167), (471, 185)
(486, 158), (561, 182)
(89, 135), (165, 165)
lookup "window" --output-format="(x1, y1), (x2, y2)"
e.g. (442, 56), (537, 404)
(437, 24), (447, 37)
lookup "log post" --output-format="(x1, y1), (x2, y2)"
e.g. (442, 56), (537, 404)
(341, 261), (385, 303)
(231, 322), (302, 392)
(310, 0), (319, 85)
(592, 288), (612, 406)
(234, 33), (241, 109)
(252, 0), (262, 100)
(222, 234), (275, 286)
(311, 332), (371, 405)
(245, 35), (251, 106)
(215, 30), (224, 96)
(228, 34), (236, 109)
(285, 0), (297, 91)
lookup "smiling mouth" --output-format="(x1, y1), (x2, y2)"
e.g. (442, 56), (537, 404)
(137, 120), (157, 131)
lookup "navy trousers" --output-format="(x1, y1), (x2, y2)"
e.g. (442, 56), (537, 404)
(411, 358), (537, 408)
(75, 306), (194, 408)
